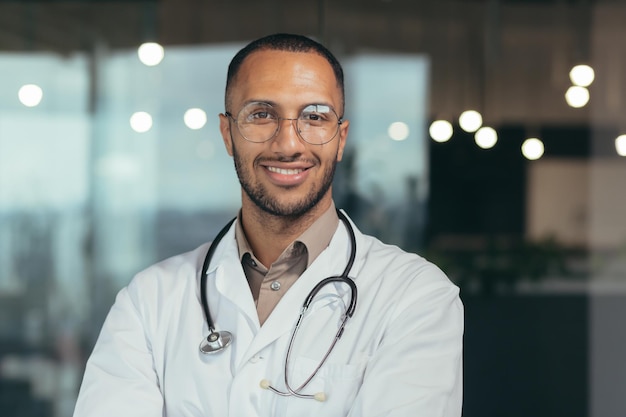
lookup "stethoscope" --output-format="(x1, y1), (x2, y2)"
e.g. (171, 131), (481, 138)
(199, 209), (358, 401)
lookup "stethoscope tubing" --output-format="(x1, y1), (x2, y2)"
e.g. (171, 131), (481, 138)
(284, 293), (352, 394)
(199, 209), (358, 400)
(200, 217), (236, 334)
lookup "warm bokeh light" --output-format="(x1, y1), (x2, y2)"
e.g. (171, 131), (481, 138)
(474, 126), (498, 149)
(565, 86), (590, 108)
(569, 64), (595, 87)
(616, 135), (626, 157)
(18, 84), (43, 107)
(458, 110), (483, 133)
(138, 42), (165, 66)
(522, 138), (544, 160)
(429, 119), (453, 143)
(129, 111), (153, 133)
(387, 121), (410, 141)
(184, 108), (208, 130)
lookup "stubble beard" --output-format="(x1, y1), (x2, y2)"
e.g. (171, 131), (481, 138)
(231, 141), (337, 220)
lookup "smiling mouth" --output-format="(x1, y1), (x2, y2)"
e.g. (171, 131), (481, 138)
(266, 166), (306, 175)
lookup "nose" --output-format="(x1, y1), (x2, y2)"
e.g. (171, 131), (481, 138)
(271, 117), (306, 154)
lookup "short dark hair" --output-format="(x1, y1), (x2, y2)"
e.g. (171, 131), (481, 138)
(225, 33), (345, 114)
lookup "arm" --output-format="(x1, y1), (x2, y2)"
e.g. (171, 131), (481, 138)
(349, 273), (464, 417)
(73, 285), (164, 417)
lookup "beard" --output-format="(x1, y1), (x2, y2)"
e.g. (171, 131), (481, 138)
(231, 141), (337, 219)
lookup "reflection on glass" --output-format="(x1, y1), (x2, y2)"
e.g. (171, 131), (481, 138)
(341, 54), (428, 250)
(184, 108), (208, 130)
(137, 42), (165, 66)
(129, 111), (153, 133)
(1, 51), (90, 417)
(18, 84), (43, 107)
(387, 121), (409, 141)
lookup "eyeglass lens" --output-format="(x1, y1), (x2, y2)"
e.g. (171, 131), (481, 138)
(235, 102), (340, 144)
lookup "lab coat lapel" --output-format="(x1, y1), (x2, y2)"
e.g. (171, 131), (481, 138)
(205, 225), (260, 370)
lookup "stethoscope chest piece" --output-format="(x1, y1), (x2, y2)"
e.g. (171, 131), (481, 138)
(199, 330), (233, 354)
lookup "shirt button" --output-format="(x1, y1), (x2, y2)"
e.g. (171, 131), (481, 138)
(270, 281), (281, 291)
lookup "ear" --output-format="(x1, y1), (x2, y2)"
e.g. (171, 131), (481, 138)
(336, 119), (349, 162)
(219, 113), (234, 157)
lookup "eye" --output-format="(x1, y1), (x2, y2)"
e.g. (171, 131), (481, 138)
(250, 111), (272, 120)
(302, 112), (322, 121)
(301, 105), (334, 124)
(242, 103), (278, 123)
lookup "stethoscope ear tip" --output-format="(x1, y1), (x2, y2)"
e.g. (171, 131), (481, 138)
(313, 392), (327, 402)
(259, 379), (327, 402)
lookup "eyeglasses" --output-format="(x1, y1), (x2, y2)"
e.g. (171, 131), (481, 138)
(225, 102), (343, 145)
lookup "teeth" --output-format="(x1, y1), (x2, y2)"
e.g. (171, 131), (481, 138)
(267, 166), (303, 175)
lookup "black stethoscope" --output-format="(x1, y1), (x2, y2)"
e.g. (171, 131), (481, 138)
(198, 209), (358, 401)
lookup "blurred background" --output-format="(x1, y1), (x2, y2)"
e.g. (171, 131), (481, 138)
(0, 0), (625, 416)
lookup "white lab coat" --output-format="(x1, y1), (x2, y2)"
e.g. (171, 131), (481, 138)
(73, 214), (463, 417)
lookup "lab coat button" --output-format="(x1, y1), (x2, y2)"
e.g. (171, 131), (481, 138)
(249, 355), (261, 363)
(270, 281), (281, 291)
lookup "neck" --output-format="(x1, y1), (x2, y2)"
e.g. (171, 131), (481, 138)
(240, 198), (331, 267)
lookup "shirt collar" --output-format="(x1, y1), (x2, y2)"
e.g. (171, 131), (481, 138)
(235, 201), (339, 268)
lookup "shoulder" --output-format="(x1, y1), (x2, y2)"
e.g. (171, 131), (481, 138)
(359, 232), (451, 287)
(357, 235), (463, 336)
(337, 212), (453, 291)
(354, 230), (461, 315)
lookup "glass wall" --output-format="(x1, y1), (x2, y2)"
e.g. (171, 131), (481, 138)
(1, 1), (625, 416)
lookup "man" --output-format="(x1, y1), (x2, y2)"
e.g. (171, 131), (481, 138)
(73, 33), (463, 417)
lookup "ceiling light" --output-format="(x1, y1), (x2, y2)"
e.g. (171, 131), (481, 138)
(569, 64), (595, 87)
(458, 110), (483, 133)
(522, 138), (544, 160)
(429, 120), (453, 143)
(474, 127), (498, 149)
(138, 42), (165, 66)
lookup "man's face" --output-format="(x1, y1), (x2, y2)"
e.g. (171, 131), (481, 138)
(219, 49), (349, 218)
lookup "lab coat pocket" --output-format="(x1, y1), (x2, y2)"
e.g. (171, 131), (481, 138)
(277, 355), (368, 417)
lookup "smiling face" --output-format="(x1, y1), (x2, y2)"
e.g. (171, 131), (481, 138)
(219, 49), (349, 220)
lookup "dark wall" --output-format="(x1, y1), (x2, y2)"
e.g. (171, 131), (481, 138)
(426, 124), (592, 240)
(463, 294), (588, 417)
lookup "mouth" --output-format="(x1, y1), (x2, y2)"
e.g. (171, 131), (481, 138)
(261, 161), (313, 186)
(266, 166), (306, 175)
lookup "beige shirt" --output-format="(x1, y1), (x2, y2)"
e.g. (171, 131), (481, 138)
(235, 202), (339, 325)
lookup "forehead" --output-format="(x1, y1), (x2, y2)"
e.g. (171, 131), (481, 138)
(229, 49), (342, 110)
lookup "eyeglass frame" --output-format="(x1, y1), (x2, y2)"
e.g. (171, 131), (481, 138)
(224, 102), (344, 145)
